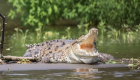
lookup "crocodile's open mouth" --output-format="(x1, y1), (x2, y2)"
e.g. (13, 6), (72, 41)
(79, 28), (98, 52)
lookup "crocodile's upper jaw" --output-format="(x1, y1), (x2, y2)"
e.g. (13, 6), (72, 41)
(70, 28), (98, 63)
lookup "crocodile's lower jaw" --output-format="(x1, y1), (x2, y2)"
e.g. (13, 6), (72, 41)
(68, 47), (98, 63)
(80, 56), (98, 63)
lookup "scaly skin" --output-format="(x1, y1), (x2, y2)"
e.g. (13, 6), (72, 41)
(23, 28), (115, 63)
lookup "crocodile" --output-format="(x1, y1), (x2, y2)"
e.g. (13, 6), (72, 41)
(23, 28), (115, 63)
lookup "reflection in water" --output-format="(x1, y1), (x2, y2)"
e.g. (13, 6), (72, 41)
(0, 68), (139, 80)
(76, 68), (98, 72)
(69, 68), (100, 80)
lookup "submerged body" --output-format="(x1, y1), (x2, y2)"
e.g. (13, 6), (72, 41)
(23, 28), (115, 63)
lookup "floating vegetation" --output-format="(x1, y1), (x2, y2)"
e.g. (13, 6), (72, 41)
(17, 59), (32, 64)
(127, 58), (140, 70)
(105, 58), (140, 70)
(105, 59), (118, 64)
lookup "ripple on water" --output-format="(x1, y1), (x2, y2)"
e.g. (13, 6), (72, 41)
(7, 74), (28, 76)
(114, 71), (124, 77)
(92, 76), (102, 79)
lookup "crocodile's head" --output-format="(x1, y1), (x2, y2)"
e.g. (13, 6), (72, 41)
(70, 28), (98, 63)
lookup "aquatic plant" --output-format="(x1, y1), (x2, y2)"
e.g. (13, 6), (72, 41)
(19, 29), (29, 46)
(11, 23), (140, 46)
(83, 23), (89, 34)
(35, 26), (42, 41)
(14, 28), (29, 46)
(61, 35), (67, 39)
(66, 27), (71, 39)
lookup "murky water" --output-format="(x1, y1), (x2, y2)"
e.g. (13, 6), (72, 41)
(0, 0), (140, 80)
(0, 68), (140, 80)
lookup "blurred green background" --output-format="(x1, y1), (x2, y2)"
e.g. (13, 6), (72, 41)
(0, 0), (140, 58)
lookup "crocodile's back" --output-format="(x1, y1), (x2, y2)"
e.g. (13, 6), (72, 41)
(23, 39), (75, 62)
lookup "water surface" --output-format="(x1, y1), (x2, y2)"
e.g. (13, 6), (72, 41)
(0, 68), (140, 80)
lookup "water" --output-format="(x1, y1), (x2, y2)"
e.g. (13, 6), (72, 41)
(0, 0), (140, 80)
(0, 68), (140, 80)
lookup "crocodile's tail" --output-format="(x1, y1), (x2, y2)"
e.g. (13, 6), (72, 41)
(98, 53), (115, 62)
(98, 53), (139, 64)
